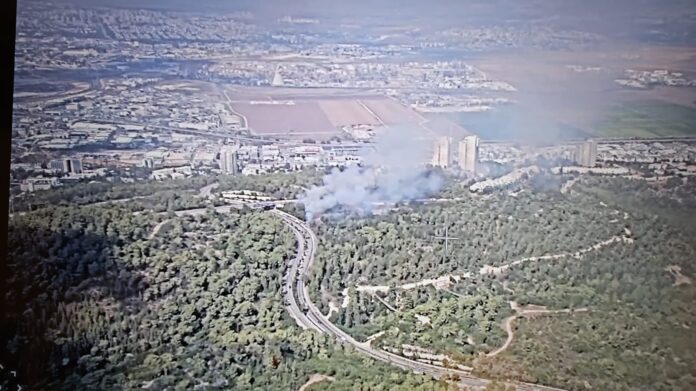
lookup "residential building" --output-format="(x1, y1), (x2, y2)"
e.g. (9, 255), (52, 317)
(20, 177), (61, 192)
(220, 147), (239, 175)
(49, 159), (64, 171)
(458, 135), (479, 173)
(431, 137), (452, 168)
(576, 140), (598, 167)
(63, 158), (83, 174)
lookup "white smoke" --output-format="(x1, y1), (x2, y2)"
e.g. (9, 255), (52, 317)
(300, 126), (443, 219)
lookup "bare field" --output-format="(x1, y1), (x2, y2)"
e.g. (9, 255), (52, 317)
(231, 101), (338, 138)
(226, 86), (433, 139)
(469, 45), (696, 108)
(318, 100), (382, 127)
(361, 98), (425, 124)
(464, 45), (696, 139)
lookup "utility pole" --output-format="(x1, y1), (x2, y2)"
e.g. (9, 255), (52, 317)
(433, 214), (459, 260)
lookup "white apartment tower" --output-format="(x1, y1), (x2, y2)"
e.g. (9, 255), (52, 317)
(458, 135), (479, 173)
(62, 158), (83, 174)
(271, 65), (284, 87)
(220, 147), (239, 175)
(575, 139), (597, 167)
(431, 137), (452, 168)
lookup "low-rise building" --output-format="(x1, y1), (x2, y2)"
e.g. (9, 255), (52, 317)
(20, 177), (61, 192)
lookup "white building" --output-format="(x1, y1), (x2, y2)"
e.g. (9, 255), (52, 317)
(470, 166), (539, 193)
(431, 137), (452, 168)
(20, 177), (61, 192)
(242, 163), (267, 176)
(576, 140), (597, 167)
(220, 147), (239, 175)
(151, 166), (193, 181)
(458, 135), (479, 173)
(63, 158), (83, 174)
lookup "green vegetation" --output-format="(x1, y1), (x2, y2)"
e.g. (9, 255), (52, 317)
(2, 184), (450, 389)
(309, 176), (696, 390)
(5, 168), (696, 390)
(593, 101), (696, 138)
(12, 170), (321, 212)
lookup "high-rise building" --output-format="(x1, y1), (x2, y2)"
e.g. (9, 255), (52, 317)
(49, 159), (64, 171)
(575, 140), (597, 167)
(62, 158), (83, 174)
(143, 158), (155, 169)
(220, 147), (239, 175)
(271, 65), (284, 87)
(458, 135), (479, 173)
(431, 137), (452, 168)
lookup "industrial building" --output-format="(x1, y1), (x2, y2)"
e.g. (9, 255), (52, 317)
(458, 135), (479, 173)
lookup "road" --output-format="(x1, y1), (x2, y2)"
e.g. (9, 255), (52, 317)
(271, 208), (566, 391)
(10, 186), (569, 390)
(197, 182), (219, 198)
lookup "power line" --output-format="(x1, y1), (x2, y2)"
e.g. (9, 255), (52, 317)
(433, 214), (459, 259)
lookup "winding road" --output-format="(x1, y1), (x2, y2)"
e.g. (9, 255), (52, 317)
(272, 208), (566, 391)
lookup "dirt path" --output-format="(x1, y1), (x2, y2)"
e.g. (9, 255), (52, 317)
(373, 294), (398, 312)
(148, 219), (170, 240)
(488, 315), (518, 357)
(298, 374), (335, 391)
(441, 287), (467, 299)
(665, 265), (693, 286)
(197, 182), (219, 198)
(487, 302), (589, 357)
(365, 331), (385, 345)
(353, 234), (632, 299)
(479, 235), (633, 276)
(355, 273), (471, 295)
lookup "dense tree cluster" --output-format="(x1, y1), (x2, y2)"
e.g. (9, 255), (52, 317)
(311, 191), (624, 296)
(13, 176), (215, 211)
(13, 170), (322, 212)
(476, 178), (696, 390)
(309, 177), (696, 390)
(2, 198), (448, 390)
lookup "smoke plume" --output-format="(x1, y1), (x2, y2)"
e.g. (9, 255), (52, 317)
(300, 126), (443, 219)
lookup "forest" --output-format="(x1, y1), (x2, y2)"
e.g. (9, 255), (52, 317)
(11, 170), (321, 212)
(307, 175), (696, 390)
(2, 203), (456, 390)
(4, 169), (696, 390)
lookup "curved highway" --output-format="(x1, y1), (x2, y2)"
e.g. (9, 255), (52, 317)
(272, 208), (566, 391)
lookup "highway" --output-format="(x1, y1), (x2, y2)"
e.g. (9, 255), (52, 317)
(10, 186), (567, 390)
(271, 208), (566, 391)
